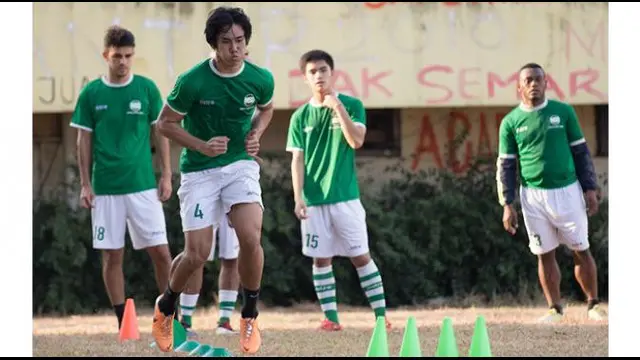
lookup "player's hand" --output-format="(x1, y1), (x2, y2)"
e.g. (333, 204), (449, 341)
(245, 130), (260, 156)
(157, 173), (172, 202)
(585, 190), (599, 216)
(502, 204), (518, 235)
(80, 184), (95, 209)
(199, 136), (229, 157)
(322, 92), (341, 110)
(294, 199), (308, 220)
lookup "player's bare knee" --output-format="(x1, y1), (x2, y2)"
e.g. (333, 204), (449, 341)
(146, 244), (172, 266)
(221, 258), (238, 271)
(185, 228), (214, 266)
(314, 257), (332, 268)
(350, 253), (371, 268)
(572, 248), (593, 264)
(182, 249), (209, 269)
(229, 203), (263, 250)
(238, 231), (262, 254)
(538, 250), (556, 265)
(101, 249), (124, 270)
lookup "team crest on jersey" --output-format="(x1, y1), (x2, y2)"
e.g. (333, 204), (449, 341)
(127, 100), (143, 115)
(244, 94), (255, 107)
(239, 93), (256, 112)
(548, 115), (563, 129)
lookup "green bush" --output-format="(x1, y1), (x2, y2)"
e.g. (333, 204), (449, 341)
(33, 156), (608, 316)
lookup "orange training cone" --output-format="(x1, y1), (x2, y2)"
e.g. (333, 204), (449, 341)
(119, 298), (140, 342)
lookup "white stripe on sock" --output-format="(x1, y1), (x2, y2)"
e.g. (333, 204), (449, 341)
(356, 260), (378, 277)
(180, 293), (199, 316)
(218, 289), (238, 321)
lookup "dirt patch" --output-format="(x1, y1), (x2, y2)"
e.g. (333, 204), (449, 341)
(33, 303), (608, 357)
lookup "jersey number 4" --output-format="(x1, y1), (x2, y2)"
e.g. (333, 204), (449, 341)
(194, 203), (204, 219)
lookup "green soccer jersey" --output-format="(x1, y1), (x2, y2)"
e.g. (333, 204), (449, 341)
(70, 75), (163, 195)
(166, 58), (275, 173)
(286, 93), (366, 206)
(498, 98), (585, 189)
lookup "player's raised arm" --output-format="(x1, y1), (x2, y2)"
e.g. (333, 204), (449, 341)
(325, 94), (366, 149)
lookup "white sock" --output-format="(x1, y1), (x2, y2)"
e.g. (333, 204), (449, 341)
(218, 289), (238, 325)
(180, 293), (199, 326)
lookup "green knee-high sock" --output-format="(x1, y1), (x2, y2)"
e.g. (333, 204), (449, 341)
(313, 265), (340, 323)
(357, 260), (387, 318)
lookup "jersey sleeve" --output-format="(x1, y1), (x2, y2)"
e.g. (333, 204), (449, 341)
(69, 86), (94, 132)
(286, 111), (303, 153)
(166, 73), (197, 115)
(148, 80), (163, 126)
(565, 104), (586, 145)
(348, 99), (367, 128)
(496, 115), (518, 206)
(257, 69), (275, 108)
(498, 116), (517, 158)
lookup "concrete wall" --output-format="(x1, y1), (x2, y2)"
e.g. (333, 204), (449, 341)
(32, 104), (608, 201)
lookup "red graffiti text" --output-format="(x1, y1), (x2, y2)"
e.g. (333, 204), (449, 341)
(411, 111), (508, 173)
(288, 68), (393, 108)
(416, 66), (606, 105)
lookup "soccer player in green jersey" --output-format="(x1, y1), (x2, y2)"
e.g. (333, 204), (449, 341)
(175, 215), (240, 337)
(69, 25), (173, 331)
(497, 63), (608, 323)
(150, 7), (274, 354)
(286, 50), (391, 332)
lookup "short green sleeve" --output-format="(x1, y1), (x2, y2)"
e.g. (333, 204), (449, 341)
(258, 69), (275, 108)
(348, 99), (367, 127)
(498, 116), (518, 157)
(286, 111), (303, 152)
(565, 104), (585, 144)
(166, 74), (196, 115)
(70, 85), (94, 132)
(148, 80), (163, 125)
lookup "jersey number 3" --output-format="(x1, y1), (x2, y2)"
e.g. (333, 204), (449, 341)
(531, 234), (542, 247)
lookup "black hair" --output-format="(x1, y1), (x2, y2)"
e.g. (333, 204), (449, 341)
(204, 7), (252, 49)
(299, 50), (335, 72)
(104, 25), (135, 49)
(519, 62), (545, 74)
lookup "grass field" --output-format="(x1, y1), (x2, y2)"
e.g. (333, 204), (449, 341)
(33, 302), (608, 357)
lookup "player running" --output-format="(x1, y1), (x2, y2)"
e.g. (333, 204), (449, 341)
(286, 49), (391, 332)
(150, 6), (275, 354)
(496, 62), (608, 323)
(70, 25), (173, 331)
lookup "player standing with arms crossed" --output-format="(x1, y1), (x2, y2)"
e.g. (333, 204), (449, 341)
(150, 7), (275, 354)
(70, 25), (173, 331)
(286, 50), (391, 332)
(497, 63), (608, 323)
